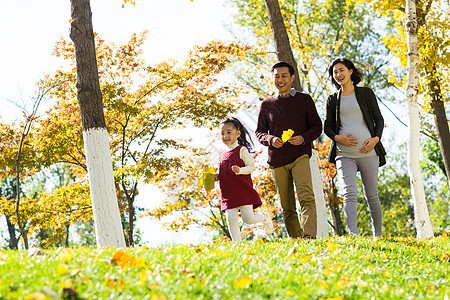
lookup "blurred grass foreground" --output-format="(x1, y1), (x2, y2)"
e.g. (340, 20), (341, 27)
(0, 234), (449, 299)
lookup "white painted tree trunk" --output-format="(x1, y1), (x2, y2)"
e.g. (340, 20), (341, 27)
(405, 0), (434, 238)
(310, 149), (329, 238)
(71, 0), (127, 248)
(84, 128), (126, 248)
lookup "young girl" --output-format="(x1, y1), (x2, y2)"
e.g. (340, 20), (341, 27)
(217, 117), (274, 242)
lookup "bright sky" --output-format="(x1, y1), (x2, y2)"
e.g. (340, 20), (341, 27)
(0, 0), (236, 247)
(0, 0), (236, 118)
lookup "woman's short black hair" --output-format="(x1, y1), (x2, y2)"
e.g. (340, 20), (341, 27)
(272, 61), (295, 76)
(328, 58), (364, 89)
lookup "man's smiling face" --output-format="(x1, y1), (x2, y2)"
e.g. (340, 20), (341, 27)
(273, 66), (294, 96)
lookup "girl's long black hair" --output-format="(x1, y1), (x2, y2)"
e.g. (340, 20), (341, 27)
(221, 117), (254, 153)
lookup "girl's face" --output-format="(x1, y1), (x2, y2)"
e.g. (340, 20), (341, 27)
(220, 123), (241, 147)
(333, 63), (353, 88)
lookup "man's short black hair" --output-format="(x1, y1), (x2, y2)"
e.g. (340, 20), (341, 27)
(272, 61), (295, 76)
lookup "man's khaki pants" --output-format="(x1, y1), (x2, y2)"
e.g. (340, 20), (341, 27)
(271, 154), (317, 238)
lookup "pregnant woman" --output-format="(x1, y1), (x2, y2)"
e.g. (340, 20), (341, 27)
(324, 58), (387, 237)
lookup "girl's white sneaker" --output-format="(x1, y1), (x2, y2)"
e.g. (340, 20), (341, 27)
(263, 212), (274, 235)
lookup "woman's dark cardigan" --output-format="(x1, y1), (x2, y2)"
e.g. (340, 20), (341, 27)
(324, 86), (386, 166)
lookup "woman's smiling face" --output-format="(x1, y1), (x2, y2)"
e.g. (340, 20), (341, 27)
(333, 63), (353, 88)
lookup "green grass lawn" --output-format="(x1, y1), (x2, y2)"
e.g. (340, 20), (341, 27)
(0, 235), (449, 300)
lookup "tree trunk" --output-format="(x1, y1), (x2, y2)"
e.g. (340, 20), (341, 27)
(127, 198), (135, 247)
(263, 0), (302, 91)
(70, 0), (126, 248)
(15, 140), (29, 249)
(65, 223), (70, 247)
(405, 0), (433, 238)
(5, 215), (19, 249)
(263, 0), (328, 237)
(429, 77), (450, 184)
(0, 188), (19, 249)
(309, 151), (329, 238)
(327, 181), (344, 236)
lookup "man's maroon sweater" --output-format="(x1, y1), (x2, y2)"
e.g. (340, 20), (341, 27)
(255, 91), (322, 169)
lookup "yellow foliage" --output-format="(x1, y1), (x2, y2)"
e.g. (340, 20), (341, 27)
(359, 0), (450, 110)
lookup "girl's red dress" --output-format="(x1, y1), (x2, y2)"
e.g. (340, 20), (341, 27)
(219, 145), (262, 212)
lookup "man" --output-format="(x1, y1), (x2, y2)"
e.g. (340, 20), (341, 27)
(255, 61), (322, 238)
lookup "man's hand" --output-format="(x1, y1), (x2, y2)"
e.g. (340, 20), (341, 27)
(335, 133), (358, 147)
(287, 135), (304, 145)
(271, 137), (284, 148)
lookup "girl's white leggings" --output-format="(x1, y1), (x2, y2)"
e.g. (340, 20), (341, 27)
(225, 205), (265, 242)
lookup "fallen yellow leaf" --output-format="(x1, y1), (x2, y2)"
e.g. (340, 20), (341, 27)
(57, 264), (70, 275)
(57, 247), (74, 262)
(111, 250), (146, 268)
(106, 277), (127, 290)
(60, 280), (74, 289)
(233, 276), (252, 289)
(286, 290), (296, 296)
(318, 280), (329, 288)
(324, 296), (344, 300)
(24, 293), (47, 300)
(200, 274), (207, 284)
(439, 253), (450, 261)
(301, 253), (312, 263)
(358, 279), (368, 288)
(176, 255), (183, 265)
(149, 283), (160, 290)
(336, 276), (350, 288)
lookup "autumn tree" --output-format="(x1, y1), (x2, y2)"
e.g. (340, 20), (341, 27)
(360, 0), (450, 186)
(0, 116), (91, 248)
(357, 0), (443, 237)
(36, 30), (250, 246)
(0, 81), (56, 249)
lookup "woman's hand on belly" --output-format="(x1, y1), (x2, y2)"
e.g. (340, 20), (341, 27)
(335, 133), (358, 147)
(359, 137), (379, 154)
